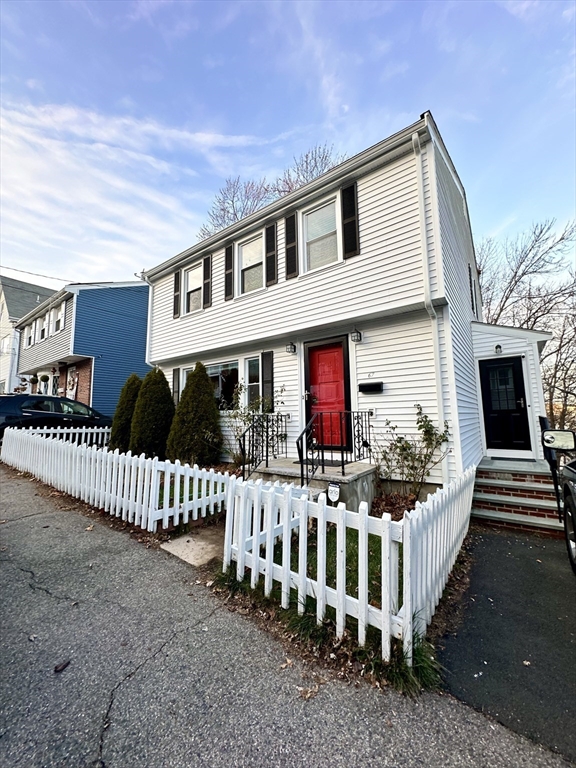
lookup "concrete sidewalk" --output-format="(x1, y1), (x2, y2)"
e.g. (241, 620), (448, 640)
(0, 464), (570, 768)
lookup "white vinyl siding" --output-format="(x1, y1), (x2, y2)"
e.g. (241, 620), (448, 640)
(149, 150), (426, 364)
(18, 298), (74, 374)
(435, 148), (483, 472)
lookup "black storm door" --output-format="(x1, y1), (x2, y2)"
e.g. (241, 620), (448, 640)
(479, 357), (531, 451)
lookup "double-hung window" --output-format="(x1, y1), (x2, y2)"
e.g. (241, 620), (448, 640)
(39, 315), (47, 341)
(185, 263), (202, 313)
(26, 325), (33, 347)
(304, 200), (338, 272)
(239, 235), (263, 294)
(53, 303), (65, 333)
(204, 361), (239, 410)
(246, 358), (260, 406)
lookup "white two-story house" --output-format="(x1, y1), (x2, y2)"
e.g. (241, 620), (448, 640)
(144, 112), (551, 516)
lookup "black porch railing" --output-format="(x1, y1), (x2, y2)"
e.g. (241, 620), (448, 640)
(239, 413), (289, 480)
(296, 410), (372, 486)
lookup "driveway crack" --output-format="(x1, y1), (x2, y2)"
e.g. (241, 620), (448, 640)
(95, 604), (222, 768)
(18, 566), (76, 603)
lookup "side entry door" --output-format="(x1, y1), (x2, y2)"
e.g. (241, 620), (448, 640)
(479, 356), (531, 451)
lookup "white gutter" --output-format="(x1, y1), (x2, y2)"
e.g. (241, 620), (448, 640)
(412, 132), (450, 484)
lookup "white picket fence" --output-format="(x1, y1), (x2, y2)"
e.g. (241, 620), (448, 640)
(0, 427), (229, 532)
(1, 426), (476, 663)
(12, 425), (111, 447)
(223, 465), (476, 663)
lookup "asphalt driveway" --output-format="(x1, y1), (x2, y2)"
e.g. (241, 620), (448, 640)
(0, 464), (571, 768)
(438, 526), (576, 763)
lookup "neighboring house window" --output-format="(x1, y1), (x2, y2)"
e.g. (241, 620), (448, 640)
(239, 235), (264, 294)
(39, 315), (47, 340)
(185, 263), (202, 313)
(304, 200), (338, 272)
(53, 303), (65, 333)
(246, 358), (260, 406)
(203, 361), (239, 410)
(25, 325), (33, 347)
(52, 375), (59, 396)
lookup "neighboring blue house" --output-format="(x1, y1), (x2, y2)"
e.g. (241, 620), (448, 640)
(16, 282), (150, 416)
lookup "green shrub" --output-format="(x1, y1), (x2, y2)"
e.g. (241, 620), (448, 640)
(109, 373), (142, 453)
(129, 367), (175, 459)
(167, 361), (223, 467)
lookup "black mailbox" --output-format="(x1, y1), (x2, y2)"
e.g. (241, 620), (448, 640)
(358, 381), (383, 394)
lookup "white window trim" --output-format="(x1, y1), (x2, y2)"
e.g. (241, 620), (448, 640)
(299, 192), (343, 276)
(236, 232), (265, 297)
(245, 356), (262, 410)
(51, 302), (66, 335)
(183, 262), (203, 316)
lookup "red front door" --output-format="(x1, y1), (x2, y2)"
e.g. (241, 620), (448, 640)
(308, 341), (348, 447)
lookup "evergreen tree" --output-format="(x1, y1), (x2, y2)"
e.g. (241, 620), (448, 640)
(108, 373), (142, 453)
(167, 362), (223, 466)
(129, 367), (175, 459)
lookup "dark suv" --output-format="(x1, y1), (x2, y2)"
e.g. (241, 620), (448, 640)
(0, 394), (112, 438)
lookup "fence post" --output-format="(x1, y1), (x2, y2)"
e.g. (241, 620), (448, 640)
(335, 501), (347, 639)
(223, 474), (237, 571)
(281, 484), (294, 609)
(316, 493), (327, 625)
(381, 513), (391, 661)
(357, 500), (369, 647)
(297, 490), (309, 615)
(402, 511), (413, 665)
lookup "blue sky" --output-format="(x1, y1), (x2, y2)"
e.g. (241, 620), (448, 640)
(1, 0), (574, 289)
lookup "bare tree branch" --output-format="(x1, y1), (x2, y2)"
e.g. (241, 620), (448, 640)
(271, 144), (347, 197)
(197, 144), (346, 240)
(478, 220), (576, 429)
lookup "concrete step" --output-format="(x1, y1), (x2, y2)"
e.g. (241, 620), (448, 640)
(471, 507), (563, 531)
(472, 491), (558, 511)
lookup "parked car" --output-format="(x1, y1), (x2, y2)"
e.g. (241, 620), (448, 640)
(0, 394), (112, 439)
(542, 428), (576, 575)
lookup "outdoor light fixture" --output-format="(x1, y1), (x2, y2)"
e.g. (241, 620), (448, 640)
(285, 342), (296, 354)
(351, 329), (362, 343)
(495, 344), (502, 355)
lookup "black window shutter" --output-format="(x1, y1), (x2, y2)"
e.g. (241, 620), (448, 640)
(265, 223), (277, 286)
(225, 245), (234, 301)
(203, 255), (212, 308)
(341, 182), (359, 258)
(173, 271), (181, 318)
(261, 351), (274, 413)
(172, 368), (180, 405)
(285, 214), (298, 279)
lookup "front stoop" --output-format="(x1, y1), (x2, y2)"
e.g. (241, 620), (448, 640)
(472, 458), (562, 532)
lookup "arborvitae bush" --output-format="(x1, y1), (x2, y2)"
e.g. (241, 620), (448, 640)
(167, 361), (223, 467)
(129, 367), (175, 459)
(109, 373), (142, 453)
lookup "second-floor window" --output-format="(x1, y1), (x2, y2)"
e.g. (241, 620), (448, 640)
(53, 303), (65, 333)
(304, 200), (338, 272)
(185, 263), (202, 313)
(239, 235), (263, 294)
(39, 315), (47, 340)
(26, 325), (33, 347)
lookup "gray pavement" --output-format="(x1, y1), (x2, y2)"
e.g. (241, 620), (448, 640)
(438, 527), (576, 762)
(0, 464), (572, 768)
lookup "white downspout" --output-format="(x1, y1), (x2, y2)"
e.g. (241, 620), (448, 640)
(412, 132), (449, 485)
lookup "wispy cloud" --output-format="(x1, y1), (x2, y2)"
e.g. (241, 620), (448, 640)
(0, 102), (279, 281)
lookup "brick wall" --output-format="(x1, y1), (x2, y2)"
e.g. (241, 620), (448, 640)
(74, 359), (92, 406)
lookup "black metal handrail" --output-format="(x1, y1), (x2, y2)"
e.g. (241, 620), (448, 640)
(239, 413), (288, 480)
(296, 410), (372, 486)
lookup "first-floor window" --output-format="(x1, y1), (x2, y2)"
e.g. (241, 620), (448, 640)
(185, 263), (202, 313)
(239, 235), (263, 294)
(305, 200), (337, 271)
(204, 361), (239, 410)
(246, 358), (260, 406)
